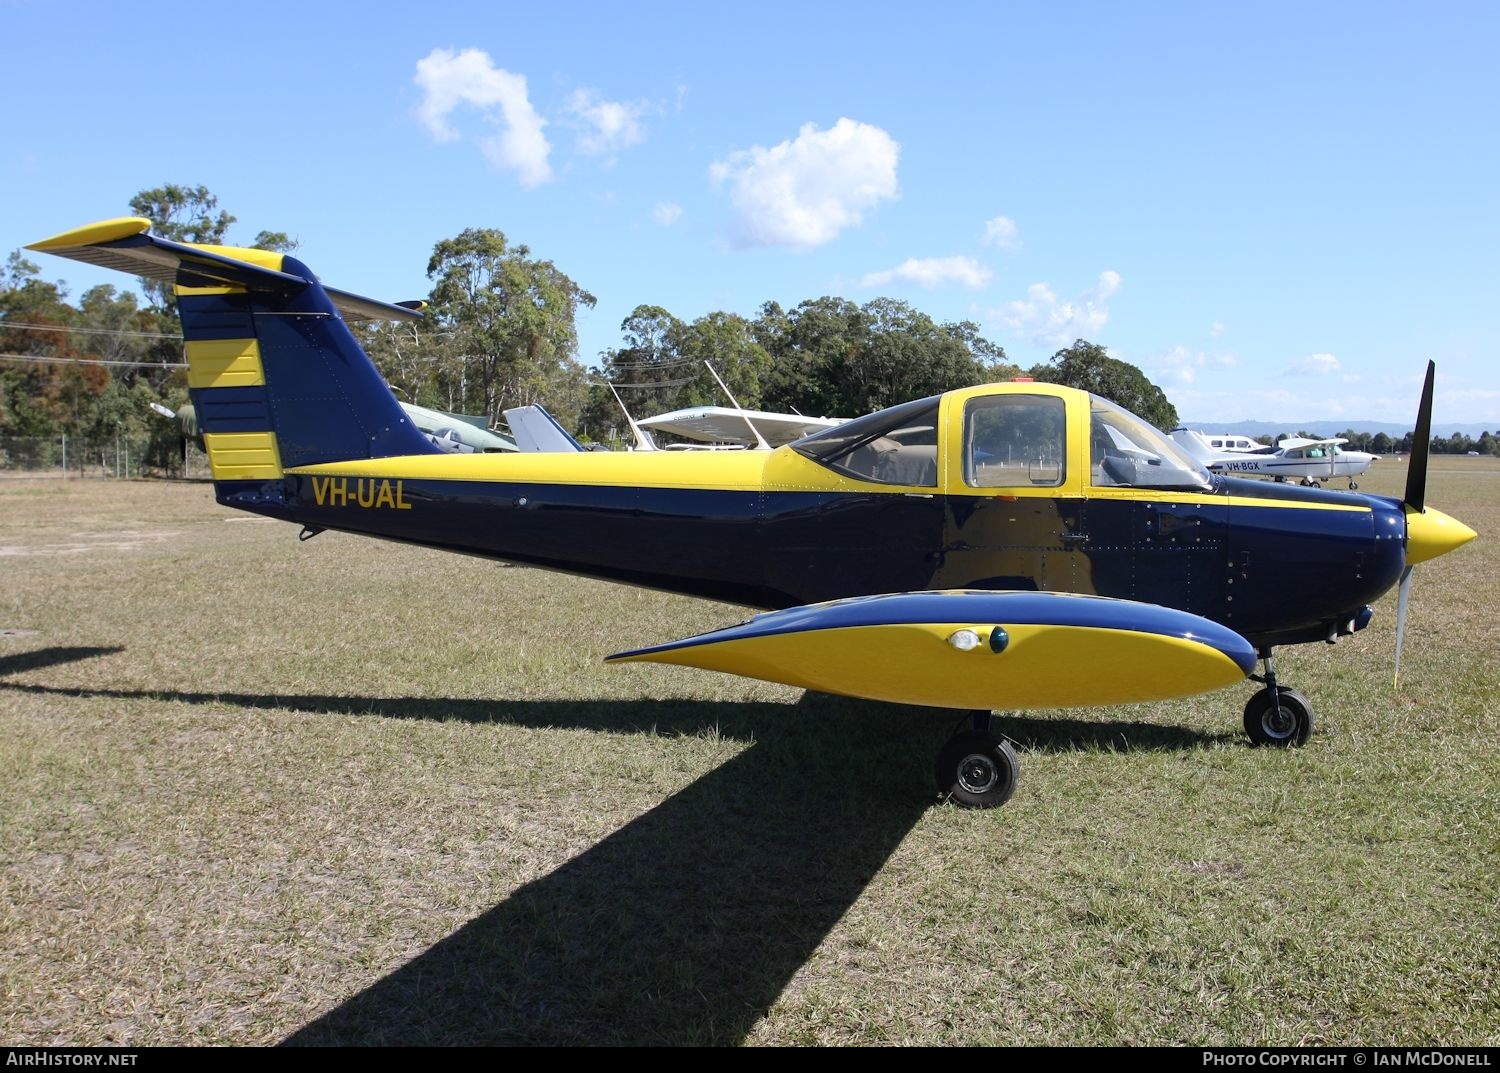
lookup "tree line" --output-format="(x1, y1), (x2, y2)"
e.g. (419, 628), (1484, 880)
(13, 183), (1485, 468)
(1323, 428), (1495, 457)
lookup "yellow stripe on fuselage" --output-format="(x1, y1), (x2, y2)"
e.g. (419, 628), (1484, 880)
(1216, 494), (1367, 513)
(1084, 486), (1371, 513)
(290, 449), (774, 492)
(185, 338), (264, 389)
(289, 446), (1377, 514)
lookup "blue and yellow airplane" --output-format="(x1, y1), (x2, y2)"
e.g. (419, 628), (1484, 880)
(28, 218), (1477, 807)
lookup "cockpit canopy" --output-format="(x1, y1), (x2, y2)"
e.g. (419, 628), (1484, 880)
(791, 396), (940, 487)
(1088, 395), (1212, 490)
(790, 387), (1212, 492)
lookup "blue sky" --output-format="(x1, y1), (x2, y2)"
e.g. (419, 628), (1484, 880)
(4, 0), (1496, 425)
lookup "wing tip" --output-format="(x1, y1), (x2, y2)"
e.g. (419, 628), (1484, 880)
(27, 217), (153, 252)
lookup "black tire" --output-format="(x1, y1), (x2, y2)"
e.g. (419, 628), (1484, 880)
(1349, 480), (1359, 490)
(1242, 687), (1315, 747)
(935, 731), (1019, 808)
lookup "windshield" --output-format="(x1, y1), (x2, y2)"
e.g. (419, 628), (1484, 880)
(1090, 395), (1212, 490)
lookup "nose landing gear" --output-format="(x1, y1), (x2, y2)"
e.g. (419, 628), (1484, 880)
(1243, 649), (1315, 747)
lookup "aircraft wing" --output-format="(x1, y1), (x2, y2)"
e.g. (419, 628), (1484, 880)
(609, 590), (1257, 710)
(637, 406), (844, 447)
(1278, 436), (1348, 450)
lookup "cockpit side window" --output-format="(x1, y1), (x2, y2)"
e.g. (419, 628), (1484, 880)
(790, 396), (939, 486)
(963, 394), (1066, 488)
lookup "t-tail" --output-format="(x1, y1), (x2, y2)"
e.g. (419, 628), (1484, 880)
(25, 218), (438, 510)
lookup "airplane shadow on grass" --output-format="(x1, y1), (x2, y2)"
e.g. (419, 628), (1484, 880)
(0, 645), (125, 678)
(3, 659), (1232, 1045)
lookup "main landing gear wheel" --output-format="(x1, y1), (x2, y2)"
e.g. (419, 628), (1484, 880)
(1243, 687), (1315, 747)
(936, 730), (1019, 808)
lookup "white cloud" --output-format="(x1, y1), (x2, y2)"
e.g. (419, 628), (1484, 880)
(1210, 320), (1226, 338)
(982, 215), (1020, 250)
(413, 48), (552, 187)
(989, 270), (1122, 348)
(709, 118), (900, 249)
(1153, 344), (1240, 386)
(1288, 352), (1342, 376)
(652, 202), (683, 226)
(566, 88), (648, 156)
(861, 256), (991, 290)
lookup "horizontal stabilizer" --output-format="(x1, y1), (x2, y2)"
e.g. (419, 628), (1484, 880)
(27, 217), (421, 323)
(609, 590), (1257, 710)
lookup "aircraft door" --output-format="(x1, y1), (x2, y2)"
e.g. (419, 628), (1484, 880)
(931, 392), (1093, 594)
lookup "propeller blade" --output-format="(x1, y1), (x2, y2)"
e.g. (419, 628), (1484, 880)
(1393, 565), (1414, 690)
(1404, 361), (1435, 512)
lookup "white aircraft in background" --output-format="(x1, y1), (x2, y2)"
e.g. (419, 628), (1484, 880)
(632, 361), (845, 450)
(402, 402), (518, 454)
(503, 405), (593, 453)
(637, 406), (845, 449)
(1171, 428), (1378, 489)
(1198, 433), (1275, 455)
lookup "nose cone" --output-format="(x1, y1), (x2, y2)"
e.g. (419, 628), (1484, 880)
(1406, 506), (1477, 565)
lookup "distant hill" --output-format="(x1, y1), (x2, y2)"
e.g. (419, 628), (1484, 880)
(1179, 420), (1496, 439)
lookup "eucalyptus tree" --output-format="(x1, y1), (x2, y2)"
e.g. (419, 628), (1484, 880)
(424, 228), (596, 427)
(1029, 339), (1178, 431)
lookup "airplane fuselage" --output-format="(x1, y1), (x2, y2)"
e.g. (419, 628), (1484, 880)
(221, 442), (1406, 651)
(1210, 454), (1375, 482)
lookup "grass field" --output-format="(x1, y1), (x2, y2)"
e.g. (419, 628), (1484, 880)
(1, 460), (1496, 1046)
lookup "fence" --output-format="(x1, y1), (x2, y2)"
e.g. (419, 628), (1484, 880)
(0, 435), (208, 479)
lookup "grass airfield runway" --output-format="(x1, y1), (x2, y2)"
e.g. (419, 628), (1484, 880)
(1, 459), (1496, 1045)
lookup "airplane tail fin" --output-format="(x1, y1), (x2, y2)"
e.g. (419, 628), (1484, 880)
(27, 218), (437, 497)
(1169, 427), (1216, 463)
(503, 404), (585, 453)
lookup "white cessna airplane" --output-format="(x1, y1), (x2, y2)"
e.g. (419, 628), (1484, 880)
(1171, 428), (1378, 489)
